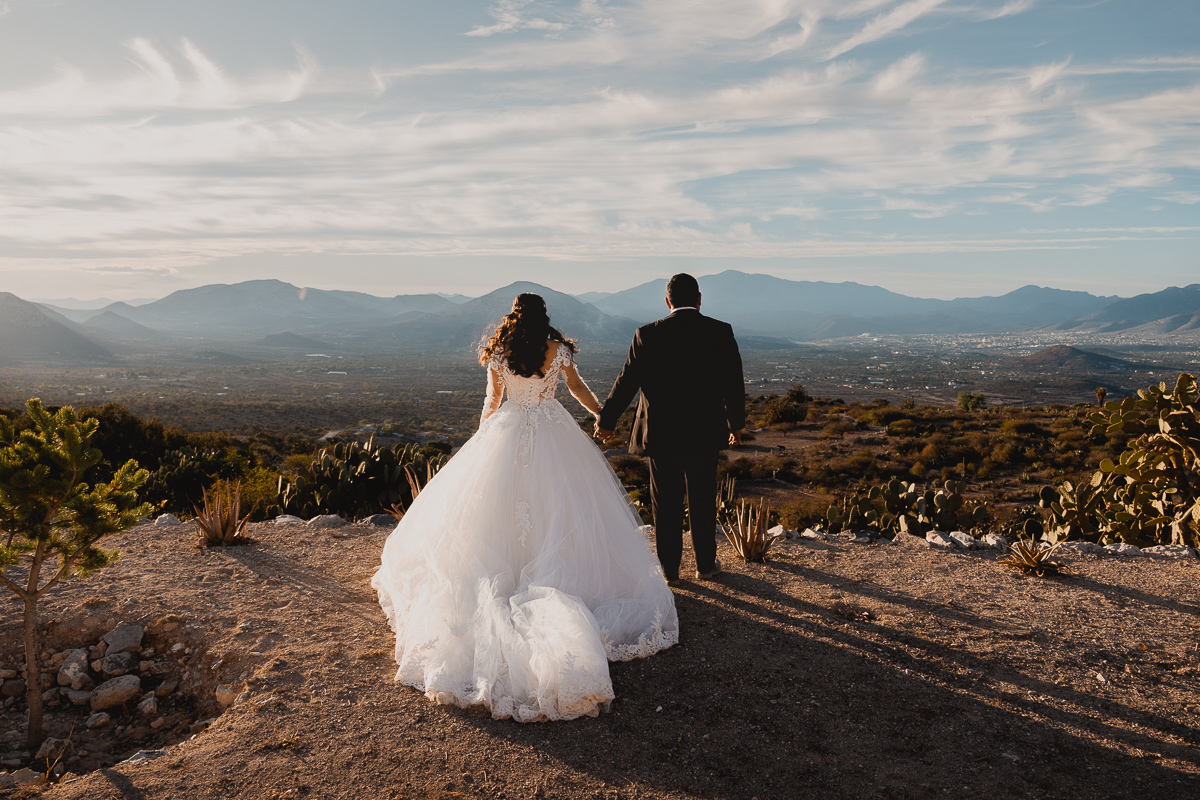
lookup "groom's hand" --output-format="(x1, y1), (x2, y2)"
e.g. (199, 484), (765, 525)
(594, 423), (615, 442)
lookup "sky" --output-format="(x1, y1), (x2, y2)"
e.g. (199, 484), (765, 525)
(0, 0), (1197, 303)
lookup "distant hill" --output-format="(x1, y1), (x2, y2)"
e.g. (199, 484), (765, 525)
(590, 271), (1117, 338)
(106, 280), (457, 336)
(1014, 345), (1137, 373)
(79, 310), (164, 340)
(1049, 285), (1200, 333)
(592, 271), (943, 333)
(0, 293), (111, 363)
(943, 285), (1116, 328)
(374, 282), (639, 348)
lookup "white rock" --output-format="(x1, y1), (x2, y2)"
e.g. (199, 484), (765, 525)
(154, 513), (183, 526)
(215, 683), (239, 709)
(892, 533), (932, 548)
(982, 533), (1008, 551)
(91, 674), (142, 710)
(102, 623), (144, 654)
(273, 515), (306, 525)
(801, 528), (831, 541)
(121, 749), (167, 765)
(138, 693), (158, 716)
(86, 711), (111, 728)
(56, 649), (90, 690)
(307, 514), (347, 528)
(925, 530), (957, 548)
(949, 532), (983, 550)
(1142, 544), (1198, 559)
(1057, 541), (1105, 556)
(1104, 543), (1142, 556)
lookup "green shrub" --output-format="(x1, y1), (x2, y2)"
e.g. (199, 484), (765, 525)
(957, 392), (987, 412)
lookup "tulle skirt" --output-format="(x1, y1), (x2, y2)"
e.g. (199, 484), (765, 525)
(372, 398), (678, 722)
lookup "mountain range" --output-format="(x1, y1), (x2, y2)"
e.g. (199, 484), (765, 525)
(5, 273), (1200, 365)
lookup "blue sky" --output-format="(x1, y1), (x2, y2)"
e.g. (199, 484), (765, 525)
(0, 0), (1196, 302)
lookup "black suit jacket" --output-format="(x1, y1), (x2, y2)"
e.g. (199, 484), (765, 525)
(599, 309), (745, 457)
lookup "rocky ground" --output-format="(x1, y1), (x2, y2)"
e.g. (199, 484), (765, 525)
(1, 517), (1198, 799)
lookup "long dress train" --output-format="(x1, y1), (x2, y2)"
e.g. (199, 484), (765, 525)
(372, 344), (678, 721)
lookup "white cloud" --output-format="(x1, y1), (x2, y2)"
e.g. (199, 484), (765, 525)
(828, 0), (950, 60)
(0, 38), (316, 116)
(1028, 57), (1070, 90)
(466, 1), (568, 37)
(979, 0), (1036, 21)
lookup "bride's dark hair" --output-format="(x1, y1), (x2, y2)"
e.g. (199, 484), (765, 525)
(479, 293), (577, 378)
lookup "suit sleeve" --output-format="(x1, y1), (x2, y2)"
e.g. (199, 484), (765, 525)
(598, 330), (644, 431)
(722, 325), (746, 432)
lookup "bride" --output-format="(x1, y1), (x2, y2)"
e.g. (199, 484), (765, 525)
(372, 292), (679, 722)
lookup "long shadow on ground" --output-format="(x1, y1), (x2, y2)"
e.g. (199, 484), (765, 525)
(450, 569), (1198, 800)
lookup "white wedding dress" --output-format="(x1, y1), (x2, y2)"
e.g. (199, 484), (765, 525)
(372, 343), (678, 722)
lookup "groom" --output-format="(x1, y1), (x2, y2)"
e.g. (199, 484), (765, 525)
(595, 273), (745, 585)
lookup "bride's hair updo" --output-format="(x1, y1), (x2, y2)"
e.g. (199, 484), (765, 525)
(479, 293), (577, 378)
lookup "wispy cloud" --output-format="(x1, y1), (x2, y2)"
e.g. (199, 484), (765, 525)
(979, 0), (1036, 21)
(83, 265), (178, 277)
(0, 38), (315, 116)
(827, 0), (950, 60)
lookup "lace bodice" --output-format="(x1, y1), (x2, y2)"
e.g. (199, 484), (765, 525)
(497, 345), (570, 410)
(480, 342), (601, 426)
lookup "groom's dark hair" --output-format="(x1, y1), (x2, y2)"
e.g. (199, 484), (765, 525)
(666, 273), (700, 308)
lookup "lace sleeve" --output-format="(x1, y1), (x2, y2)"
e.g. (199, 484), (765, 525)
(480, 361), (504, 426)
(560, 348), (602, 418)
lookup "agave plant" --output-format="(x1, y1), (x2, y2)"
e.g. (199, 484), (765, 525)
(721, 497), (775, 562)
(999, 539), (1066, 577)
(194, 481), (255, 547)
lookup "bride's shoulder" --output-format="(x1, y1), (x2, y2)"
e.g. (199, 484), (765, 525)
(551, 340), (576, 366)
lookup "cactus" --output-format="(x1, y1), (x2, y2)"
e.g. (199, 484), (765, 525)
(275, 437), (445, 521)
(829, 478), (988, 537)
(1039, 373), (1200, 547)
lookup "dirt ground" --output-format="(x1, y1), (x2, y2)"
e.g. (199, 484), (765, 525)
(2, 518), (1199, 800)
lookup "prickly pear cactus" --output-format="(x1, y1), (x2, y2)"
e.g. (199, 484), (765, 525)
(1041, 372), (1200, 547)
(276, 437), (444, 521)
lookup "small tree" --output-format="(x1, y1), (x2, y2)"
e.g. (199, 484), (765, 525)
(0, 399), (151, 749)
(1095, 386), (1108, 406)
(956, 392), (987, 412)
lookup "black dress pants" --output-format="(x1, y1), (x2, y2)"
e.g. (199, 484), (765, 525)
(648, 447), (719, 579)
